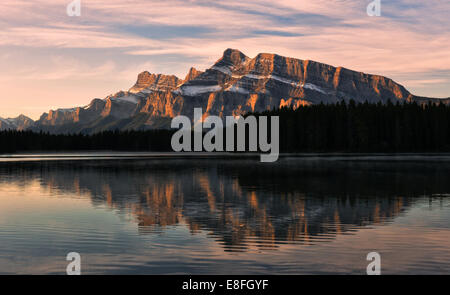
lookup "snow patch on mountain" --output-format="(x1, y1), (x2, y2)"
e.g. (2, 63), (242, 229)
(238, 74), (328, 94)
(139, 88), (154, 94)
(225, 84), (250, 94)
(303, 83), (327, 94)
(243, 73), (302, 86)
(174, 85), (222, 96)
(1, 115), (34, 130)
(0, 117), (10, 124)
(110, 95), (139, 104)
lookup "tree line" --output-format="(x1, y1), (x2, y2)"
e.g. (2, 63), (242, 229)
(1, 100), (450, 153)
(258, 100), (450, 152)
(0, 129), (175, 153)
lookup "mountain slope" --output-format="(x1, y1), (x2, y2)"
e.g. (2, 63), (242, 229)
(24, 49), (450, 134)
(0, 115), (34, 131)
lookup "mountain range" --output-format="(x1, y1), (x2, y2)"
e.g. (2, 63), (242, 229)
(2, 48), (449, 134)
(0, 115), (34, 131)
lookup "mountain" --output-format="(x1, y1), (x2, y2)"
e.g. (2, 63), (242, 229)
(0, 115), (34, 131)
(20, 49), (450, 134)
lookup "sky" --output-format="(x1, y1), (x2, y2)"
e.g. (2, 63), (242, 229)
(0, 0), (449, 120)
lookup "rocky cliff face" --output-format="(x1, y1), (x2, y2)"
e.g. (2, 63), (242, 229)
(25, 49), (449, 134)
(0, 115), (34, 131)
(129, 71), (181, 94)
(183, 67), (203, 83)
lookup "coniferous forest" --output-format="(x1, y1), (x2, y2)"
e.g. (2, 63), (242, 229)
(1, 101), (450, 154)
(261, 100), (450, 152)
(0, 129), (175, 153)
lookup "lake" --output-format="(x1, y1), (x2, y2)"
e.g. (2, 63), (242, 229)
(0, 153), (449, 274)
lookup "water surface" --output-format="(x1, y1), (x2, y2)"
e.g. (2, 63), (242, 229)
(0, 153), (449, 274)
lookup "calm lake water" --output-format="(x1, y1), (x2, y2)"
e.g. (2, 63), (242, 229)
(0, 153), (449, 274)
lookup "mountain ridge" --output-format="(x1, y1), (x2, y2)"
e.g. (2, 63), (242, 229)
(0, 114), (34, 131)
(3, 49), (449, 134)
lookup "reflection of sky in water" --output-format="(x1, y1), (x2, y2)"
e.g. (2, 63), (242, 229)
(0, 156), (449, 274)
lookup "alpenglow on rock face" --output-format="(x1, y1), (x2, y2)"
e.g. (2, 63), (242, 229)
(20, 49), (450, 134)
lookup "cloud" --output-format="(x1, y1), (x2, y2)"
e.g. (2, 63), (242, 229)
(404, 79), (448, 86)
(0, 0), (449, 118)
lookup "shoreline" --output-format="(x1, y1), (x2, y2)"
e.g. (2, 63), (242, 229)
(3, 151), (450, 163)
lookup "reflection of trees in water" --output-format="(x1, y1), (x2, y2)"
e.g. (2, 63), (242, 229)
(181, 172), (408, 249)
(2, 158), (450, 250)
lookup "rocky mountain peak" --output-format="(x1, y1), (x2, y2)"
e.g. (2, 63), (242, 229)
(184, 67), (203, 82)
(214, 48), (249, 68)
(131, 71), (153, 89)
(0, 114), (34, 131)
(18, 48), (449, 134)
(15, 114), (32, 121)
(129, 71), (181, 93)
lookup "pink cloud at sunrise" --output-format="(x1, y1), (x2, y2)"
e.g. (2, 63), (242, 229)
(0, 0), (449, 119)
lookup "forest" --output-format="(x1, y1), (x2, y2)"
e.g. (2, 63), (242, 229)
(1, 100), (450, 153)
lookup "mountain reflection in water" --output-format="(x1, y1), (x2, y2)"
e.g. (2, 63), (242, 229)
(1, 155), (450, 274)
(2, 157), (447, 252)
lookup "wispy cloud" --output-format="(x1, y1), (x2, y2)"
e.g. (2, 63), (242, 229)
(0, 0), (449, 119)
